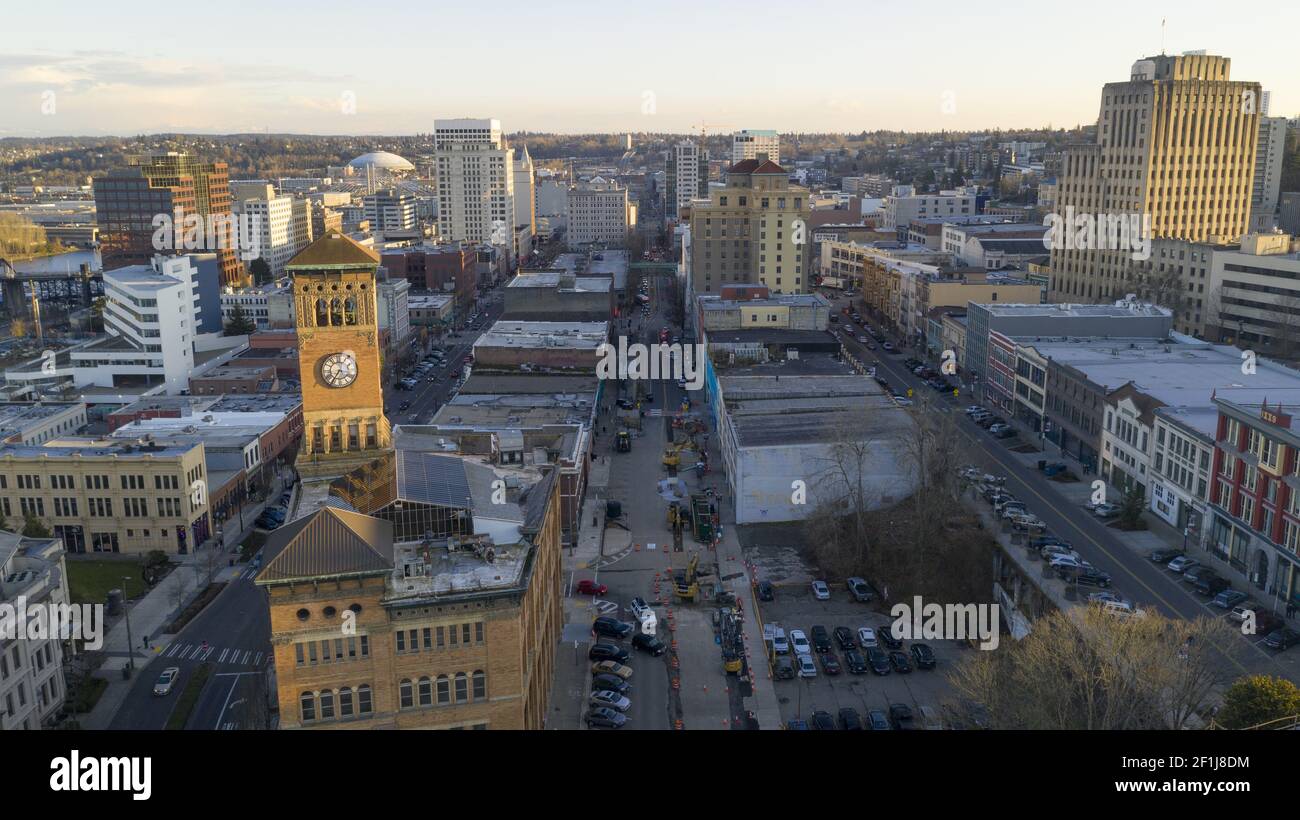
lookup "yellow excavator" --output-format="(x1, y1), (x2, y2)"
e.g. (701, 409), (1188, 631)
(662, 440), (700, 469)
(673, 553), (701, 602)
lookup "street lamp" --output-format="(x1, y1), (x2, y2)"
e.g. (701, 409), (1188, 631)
(122, 575), (136, 676)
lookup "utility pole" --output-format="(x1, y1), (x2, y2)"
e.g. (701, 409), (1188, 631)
(122, 576), (136, 677)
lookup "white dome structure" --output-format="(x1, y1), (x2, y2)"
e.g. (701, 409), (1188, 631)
(347, 151), (415, 173)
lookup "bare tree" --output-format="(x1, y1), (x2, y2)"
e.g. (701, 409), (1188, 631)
(170, 570), (193, 616)
(805, 412), (881, 574)
(946, 604), (1241, 729)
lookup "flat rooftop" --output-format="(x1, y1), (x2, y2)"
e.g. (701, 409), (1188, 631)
(1022, 338), (1300, 436)
(981, 301), (1173, 319)
(507, 272), (612, 292)
(698, 293), (829, 310)
(717, 354), (912, 447)
(0, 401), (82, 429)
(0, 437), (199, 459)
(474, 321), (609, 350)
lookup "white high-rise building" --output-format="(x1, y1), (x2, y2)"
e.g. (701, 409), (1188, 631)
(513, 143), (536, 235)
(667, 140), (707, 220)
(232, 184), (306, 278)
(1250, 116), (1287, 232)
(731, 129), (780, 165)
(363, 188), (419, 235)
(434, 118), (516, 265)
(72, 256), (198, 394)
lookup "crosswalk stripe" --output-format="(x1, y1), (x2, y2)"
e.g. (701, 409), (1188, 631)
(253, 652), (263, 666)
(218, 648), (230, 663)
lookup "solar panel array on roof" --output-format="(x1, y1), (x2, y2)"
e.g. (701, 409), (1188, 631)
(396, 450), (474, 508)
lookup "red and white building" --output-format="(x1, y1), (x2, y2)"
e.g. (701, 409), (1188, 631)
(1207, 397), (1300, 609)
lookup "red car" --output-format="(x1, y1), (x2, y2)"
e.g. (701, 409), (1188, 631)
(576, 579), (607, 596)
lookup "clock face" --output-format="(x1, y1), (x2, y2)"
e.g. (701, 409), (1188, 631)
(321, 353), (358, 388)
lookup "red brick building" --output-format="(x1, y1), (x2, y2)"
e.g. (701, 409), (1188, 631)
(1207, 397), (1300, 609)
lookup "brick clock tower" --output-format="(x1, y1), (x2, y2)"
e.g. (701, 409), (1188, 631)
(287, 232), (392, 480)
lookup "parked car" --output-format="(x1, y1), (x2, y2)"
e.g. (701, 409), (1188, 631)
(1093, 502), (1123, 519)
(846, 577), (873, 602)
(843, 649), (868, 674)
(588, 643), (630, 663)
(789, 629), (812, 656)
(889, 703), (917, 730)
(1229, 604), (1257, 623)
(592, 617), (634, 640)
(1166, 556), (1200, 574)
(882, 342), (896, 352)
(811, 580), (830, 600)
(1183, 565), (1219, 584)
(631, 633), (666, 656)
(756, 580), (775, 601)
(1264, 628), (1300, 651)
(1071, 568), (1113, 588)
(764, 624), (789, 655)
(591, 670), (630, 692)
(585, 707), (627, 729)
(575, 579), (608, 596)
(877, 626), (903, 650)
(889, 651), (913, 673)
(819, 651), (842, 675)
(1149, 548), (1185, 564)
(795, 653), (818, 678)
(773, 656), (796, 680)
(867, 709), (892, 730)
(1212, 589), (1249, 609)
(1041, 544), (1081, 562)
(810, 710), (836, 730)
(857, 627), (878, 648)
(591, 660), (633, 679)
(1252, 612), (1286, 636)
(153, 667), (180, 696)
(833, 626), (856, 651)
(1192, 575), (1231, 597)
(1088, 590), (1124, 605)
(866, 646), (891, 675)
(910, 643), (937, 670)
(810, 625), (832, 653)
(590, 690), (631, 712)
(838, 707), (863, 730)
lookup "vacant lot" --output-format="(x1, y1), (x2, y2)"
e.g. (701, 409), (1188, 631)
(67, 559), (147, 605)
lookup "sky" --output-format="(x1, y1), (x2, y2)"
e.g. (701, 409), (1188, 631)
(2, 0), (1298, 138)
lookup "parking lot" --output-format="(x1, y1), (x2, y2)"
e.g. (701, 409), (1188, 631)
(752, 581), (968, 728)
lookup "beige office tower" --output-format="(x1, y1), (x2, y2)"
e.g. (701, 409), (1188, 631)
(689, 158), (811, 295)
(434, 119), (516, 265)
(1049, 54), (1261, 303)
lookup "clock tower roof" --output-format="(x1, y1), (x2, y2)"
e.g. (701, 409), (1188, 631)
(286, 230), (381, 270)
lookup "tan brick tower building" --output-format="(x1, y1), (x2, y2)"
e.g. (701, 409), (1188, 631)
(287, 232), (393, 480)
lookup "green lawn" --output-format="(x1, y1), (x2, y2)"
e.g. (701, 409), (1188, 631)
(66, 559), (147, 605)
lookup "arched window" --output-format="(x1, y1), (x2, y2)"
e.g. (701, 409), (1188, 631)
(299, 691), (316, 722)
(330, 298), (343, 326)
(399, 678), (413, 709)
(319, 689), (335, 720)
(454, 672), (468, 703)
(418, 676), (432, 706)
(358, 685), (373, 714)
(315, 298), (328, 327)
(436, 674), (450, 705)
(344, 297), (358, 326)
(339, 686), (354, 718)
(472, 670), (487, 700)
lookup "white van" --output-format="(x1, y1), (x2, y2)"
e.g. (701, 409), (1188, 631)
(763, 623), (789, 655)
